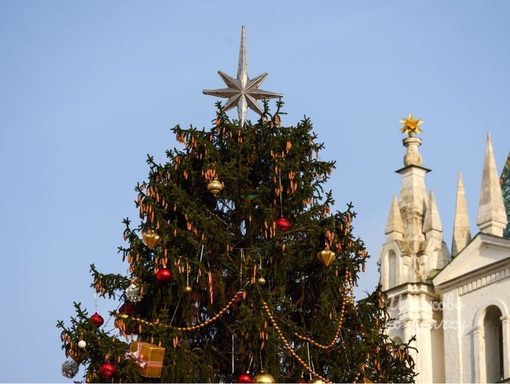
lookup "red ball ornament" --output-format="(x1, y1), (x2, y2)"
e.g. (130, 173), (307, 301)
(156, 268), (172, 283)
(90, 312), (104, 328)
(275, 217), (291, 232)
(119, 303), (135, 316)
(238, 371), (255, 383)
(99, 362), (116, 380)
(231, 295), (243, 310)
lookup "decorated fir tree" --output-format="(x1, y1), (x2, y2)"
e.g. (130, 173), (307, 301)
(57, 27), (416, 383)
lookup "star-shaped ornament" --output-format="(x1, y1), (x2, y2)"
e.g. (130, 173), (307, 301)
(400, 114), (423, 137)
(203, 26), (282, 126)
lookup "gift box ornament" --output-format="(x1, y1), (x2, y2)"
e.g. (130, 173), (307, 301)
(127, 341), (165, 378)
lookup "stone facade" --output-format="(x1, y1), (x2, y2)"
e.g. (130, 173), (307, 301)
(379, 133), (510, 383)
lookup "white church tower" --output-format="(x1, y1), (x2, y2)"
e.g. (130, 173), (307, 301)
(379, 115), (449, 383)
(379, 117), (510, 383)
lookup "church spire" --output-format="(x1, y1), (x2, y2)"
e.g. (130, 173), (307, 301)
(476, 133), (508, 236)
(385, 195), (405, 241)
(423, 190), (442, 241)
(452, 172), (471, 256)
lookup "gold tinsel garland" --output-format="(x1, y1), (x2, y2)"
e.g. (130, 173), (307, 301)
(130, 290), (245, 332)
(293, 274), (351, 349)
(260, 300), (330, 383)
(127, 280), (359, 383)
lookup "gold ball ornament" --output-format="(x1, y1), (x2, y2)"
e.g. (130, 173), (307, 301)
(257, 277), (266, 285)
(316, 249), (336, 266)
(311, 378), (325, 384)
(254, 371), (275, 383)
(184, 285), (193, 293)
(207, 180), (223, 196)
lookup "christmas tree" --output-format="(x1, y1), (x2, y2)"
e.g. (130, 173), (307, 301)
(57, 27), (416, 383)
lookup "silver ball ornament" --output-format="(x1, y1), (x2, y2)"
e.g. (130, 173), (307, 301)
(62, 359), (79, 378)
(125, 283), (143, 302)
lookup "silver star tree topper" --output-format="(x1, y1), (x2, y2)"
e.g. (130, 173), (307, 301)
(203, 26), (283, 126)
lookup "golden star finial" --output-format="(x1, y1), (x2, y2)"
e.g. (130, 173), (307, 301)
(400, 114), (423, 137)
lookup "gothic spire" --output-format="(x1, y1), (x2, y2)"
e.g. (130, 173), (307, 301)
(476, 133), (508, 236)
(452, 172), (471, 256)
(385, 195), (405, 241)
(423, 190), (442, 240)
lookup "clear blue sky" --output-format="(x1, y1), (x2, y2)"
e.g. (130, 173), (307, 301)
(1, 1), (509, 382)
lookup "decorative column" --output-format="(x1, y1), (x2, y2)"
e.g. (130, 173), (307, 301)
(416, 318), (434, 384)
(501, 315), (510, 379)
(473, 325), (484, 383)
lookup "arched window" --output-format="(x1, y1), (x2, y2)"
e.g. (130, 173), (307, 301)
(388, 250), (397, 288)
(484, 305), (504, 382)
